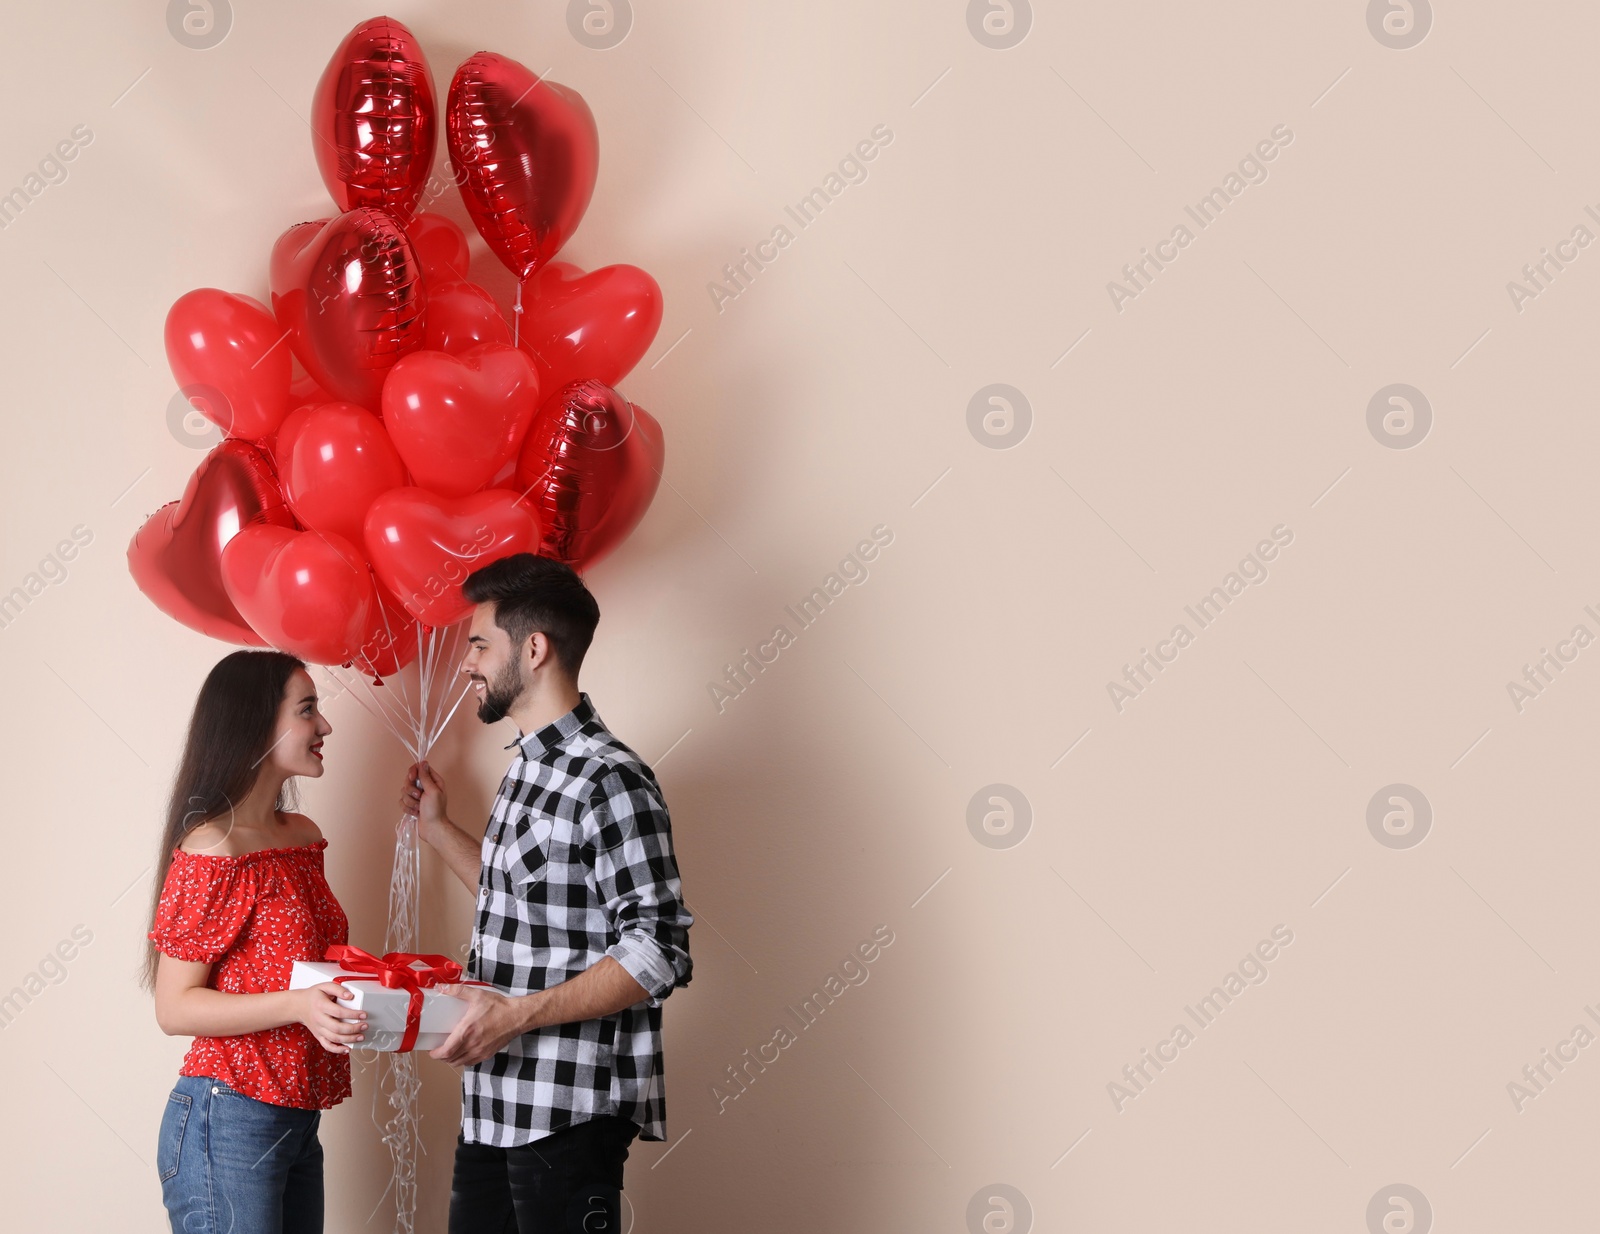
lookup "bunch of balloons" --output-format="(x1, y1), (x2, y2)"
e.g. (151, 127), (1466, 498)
(128, 17), (666, 683)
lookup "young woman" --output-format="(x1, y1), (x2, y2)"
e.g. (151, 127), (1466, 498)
(144, 649), (367, 1234)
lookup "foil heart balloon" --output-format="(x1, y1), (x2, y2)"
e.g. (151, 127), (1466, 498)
(424, 281), (512, 354)
(220, 525), (378, 666)
(269, 208), (427, 411)
(513, 380), (664, 570)
(274, 401), (407, 545)
(381, 343), (540, 496)
(516, 261), (662, 395)
(164, 290), (293, 442)
(446, 53), (599, 280)
(364, 486), (540, 626)
(312, 16), (437, 223)
(127, 440), (296, 645)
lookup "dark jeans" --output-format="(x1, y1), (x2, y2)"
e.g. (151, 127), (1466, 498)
(157, 1074), (324, 1234)
(448, 1114), (639, 1234)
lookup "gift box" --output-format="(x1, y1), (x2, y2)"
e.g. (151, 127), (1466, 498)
(289, 945), (484, 1052)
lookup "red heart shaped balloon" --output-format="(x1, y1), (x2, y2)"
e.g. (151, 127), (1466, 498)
(513, 380), (665, 570)
(127, 440), (296, 645)
(381, 343), (540, 496)
(446, 53), (598, 280)
(164, 290), (294, 442)
(312, 17), (437, 224)
(220, 525), (378, 665)
(353, 583), (420, 679)
(409, 212), (472, 286)
(364, 486), (540, 626)
(289, 368), (336, 411)
(424, 281), (512, 355)
(274, 401), (407, 545)
(516, 261), (662, 395)
(270, 209), (427, 411)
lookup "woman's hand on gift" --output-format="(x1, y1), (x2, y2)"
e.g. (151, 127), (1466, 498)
(295, 982), (367, 1053)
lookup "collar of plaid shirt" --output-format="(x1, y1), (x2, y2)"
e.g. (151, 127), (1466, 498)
(502, 690), (598, 760)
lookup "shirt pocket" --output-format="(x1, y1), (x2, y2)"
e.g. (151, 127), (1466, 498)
(503, 810), (557, 888)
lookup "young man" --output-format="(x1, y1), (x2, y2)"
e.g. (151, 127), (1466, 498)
(398, 552), (693, 1233)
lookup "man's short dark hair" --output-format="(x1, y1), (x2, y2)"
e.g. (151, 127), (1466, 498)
(462, 553), (600, 680)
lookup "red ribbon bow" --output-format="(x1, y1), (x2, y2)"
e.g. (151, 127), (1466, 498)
(323, 944), (484, 1053)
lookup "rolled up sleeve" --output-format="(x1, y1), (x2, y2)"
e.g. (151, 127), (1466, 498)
(587, 765), (693, 1008)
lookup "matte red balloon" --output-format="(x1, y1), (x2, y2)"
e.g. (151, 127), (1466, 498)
(127, 440), (296, 645)
(269, 209), (427, 411)
(312, 17), (436, 224)
(517, 261), (662, 395)
(364, 486), (540, 626)
(381, 343), (540, 497)
(220, 525), (378, 666)
(409, 212), (472, 286)
(164, 290), (293, 442)
(446, 53), (598, 280)
(513, 380), (664, 570)
(274, 401), (407, 545)
(424, 281), (512, 354)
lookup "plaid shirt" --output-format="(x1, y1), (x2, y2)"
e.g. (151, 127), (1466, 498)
(462, 692), (693, 1145)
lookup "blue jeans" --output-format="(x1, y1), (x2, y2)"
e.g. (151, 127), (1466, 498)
(158, 1074), (324, 1234)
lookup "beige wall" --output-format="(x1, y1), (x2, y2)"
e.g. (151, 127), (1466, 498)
(1, 1), (1593, 1230)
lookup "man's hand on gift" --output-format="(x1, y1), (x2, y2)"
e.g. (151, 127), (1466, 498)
(427, 959), (654, 1067)
(429, 984), (530, 1067)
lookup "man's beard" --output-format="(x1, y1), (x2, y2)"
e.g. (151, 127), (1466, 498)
(474, 660), (525, 724)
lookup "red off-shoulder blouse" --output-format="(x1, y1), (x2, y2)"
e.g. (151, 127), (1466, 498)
(148, 838), (352, 1110)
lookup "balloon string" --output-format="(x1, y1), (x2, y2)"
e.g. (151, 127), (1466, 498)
(324, 670), (416, 761)
(425, 673), (474, 754)
(350, 668), (422, 762)
(419, 624), (447, 753)
(512, 282), (523, 349)
(319, 622), (471, 1234)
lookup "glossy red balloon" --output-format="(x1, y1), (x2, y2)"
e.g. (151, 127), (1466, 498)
(274, 401), (407, 545)
(381, 344), (540, 497)
(312, 17), (436, 224)
(517, 261), (662, 396)
(409, 212), (472, 286)
(220, 526), (378, 665)
(364, 486), (540, 626)
(424, 281), (512, 354)
(164, 290), (293, 442)
(353, 581), (421, 679)
(127, 440), (296, 645)
(289, 369), (335, 411)
(446, 53), (598, 280)
(513, 380), (665, 570)
(270, 209), (427, 411)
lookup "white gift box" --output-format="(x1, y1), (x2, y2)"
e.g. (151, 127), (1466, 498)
(289, 958), (471, 1052)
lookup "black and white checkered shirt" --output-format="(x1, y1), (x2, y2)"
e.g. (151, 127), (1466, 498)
(462, 692), (693, 1145)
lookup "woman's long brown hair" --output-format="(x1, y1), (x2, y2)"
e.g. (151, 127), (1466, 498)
(141, 649), (305, 990)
